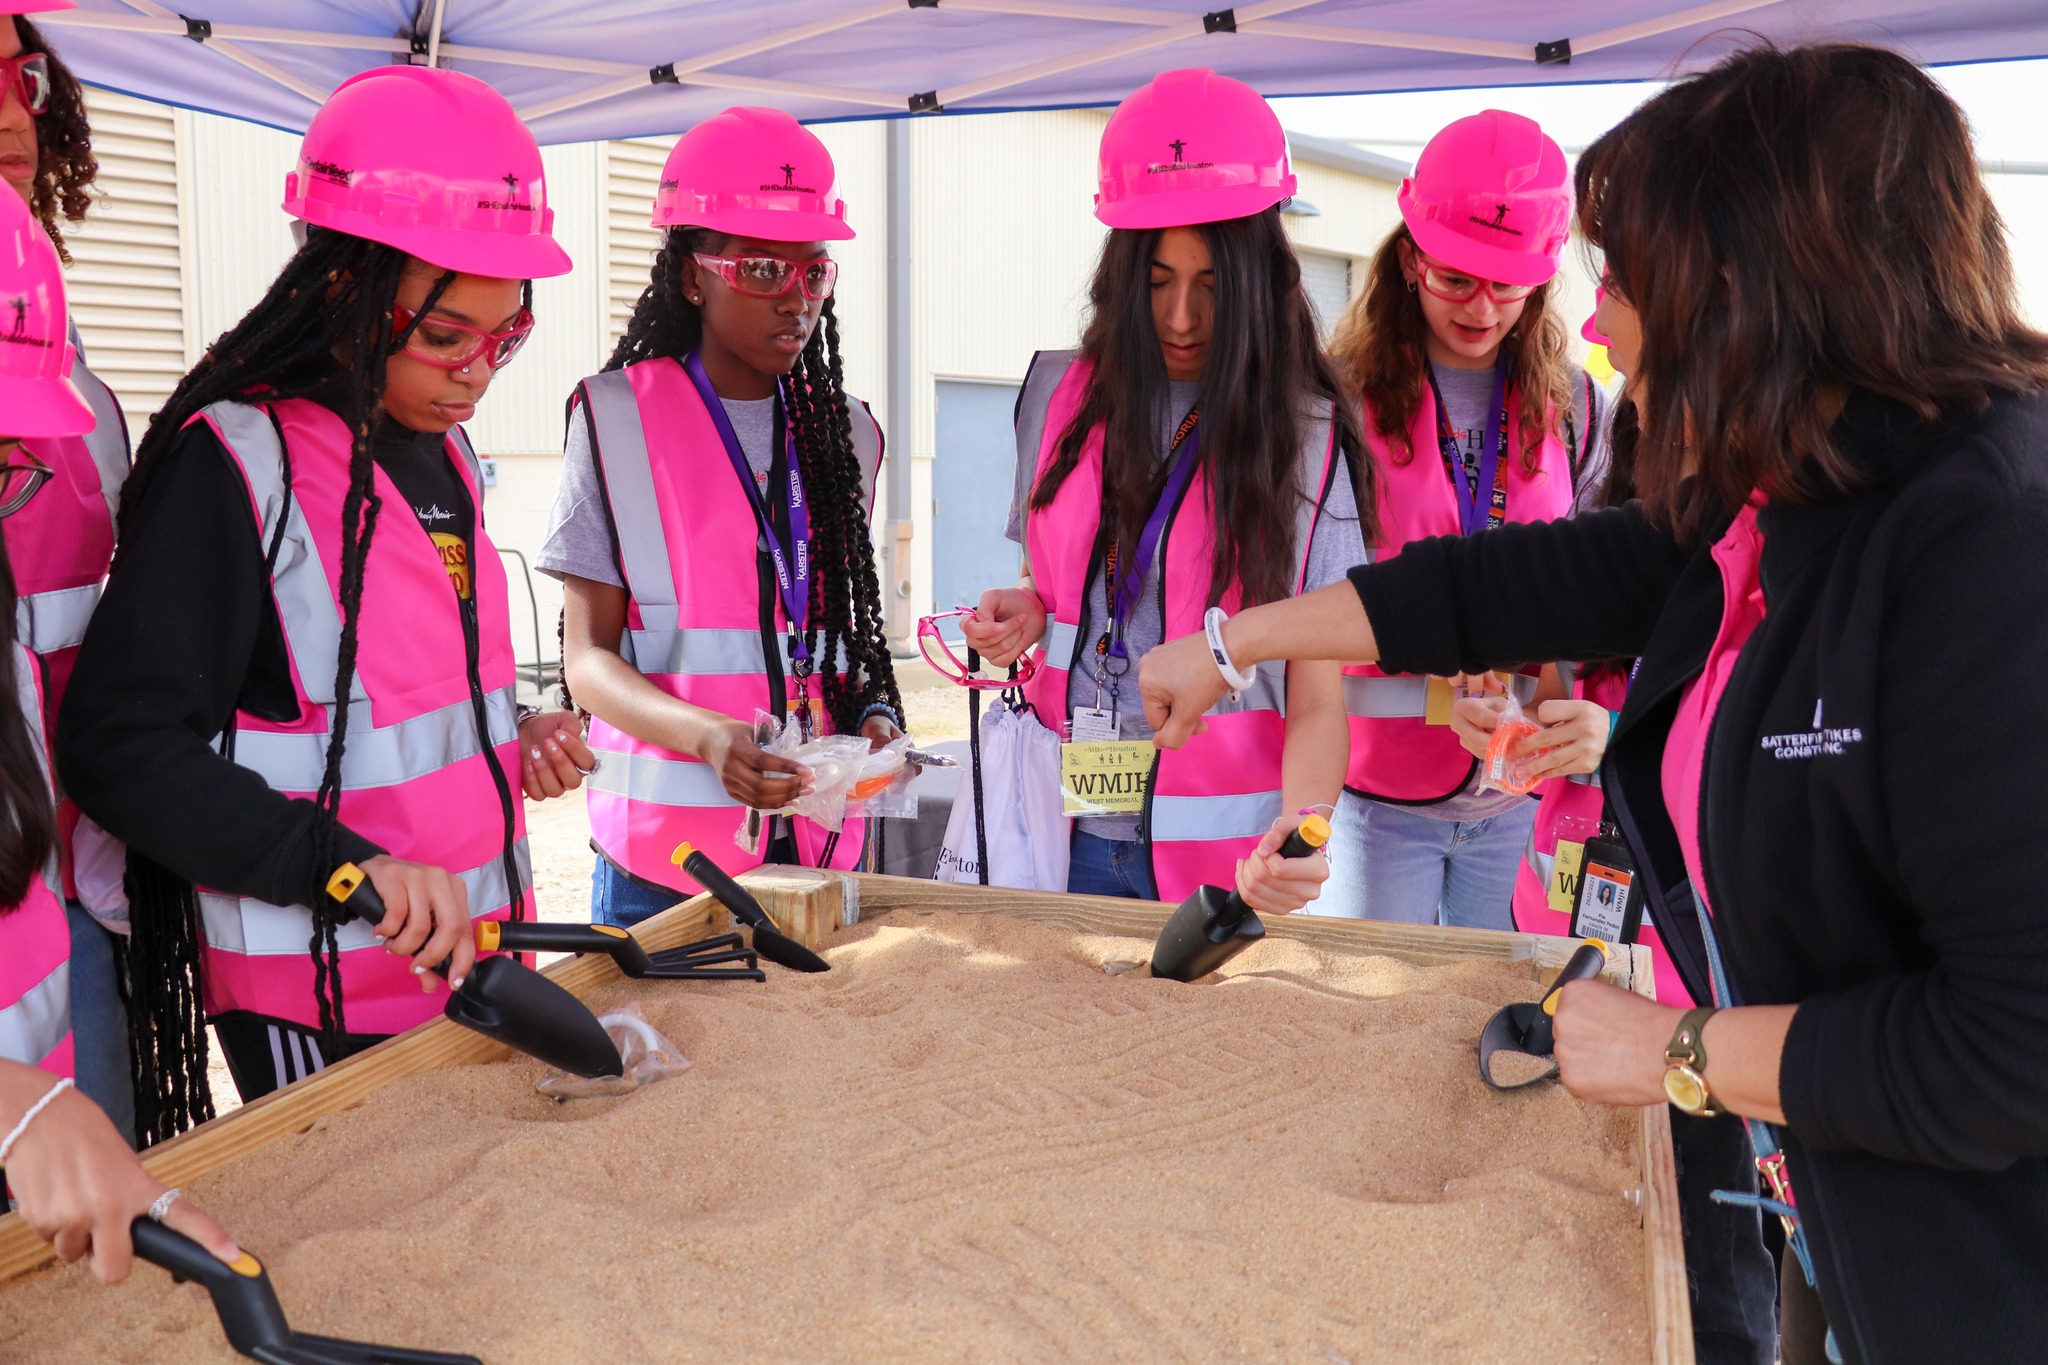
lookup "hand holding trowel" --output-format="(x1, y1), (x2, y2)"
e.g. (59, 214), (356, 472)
(326, 864), (625, 1079)
(1477, 938), (1610, 1090)
(1149, 813), (1331, 982)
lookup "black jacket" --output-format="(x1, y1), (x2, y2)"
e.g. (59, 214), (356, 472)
(1352, 390), (2048, 1365)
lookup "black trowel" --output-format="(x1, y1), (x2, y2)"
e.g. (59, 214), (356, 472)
(1148, 813), (1331, 982)
(326, 863), (626, 1079)
(1477, 938), (1610, 1090)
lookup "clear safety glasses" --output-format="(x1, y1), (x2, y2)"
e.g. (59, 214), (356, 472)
(1415, 255), (1538, 306)
(0, 454), (52, 519)
(693, 252), (838, 302)
(0, 55), (51, 118)
(917, 609), (1041, 690)
(392, 306), (535, 371)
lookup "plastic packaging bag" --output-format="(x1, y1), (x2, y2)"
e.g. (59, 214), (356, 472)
(536, 1001), (691, 1100)
(1479, 688), (1546, 795)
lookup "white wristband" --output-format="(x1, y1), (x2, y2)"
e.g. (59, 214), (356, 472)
(1203, 607), (1257, 698)
(0, 1076), (73, 1167)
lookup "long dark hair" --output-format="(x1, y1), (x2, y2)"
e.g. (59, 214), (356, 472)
(602, 226), (900, 735)
(118, 227), (462, 1144)
(1577, 41), (2048, 533)
(0, 532), (56, 912)
(1029, 208), (1370, 608)
(1329, 225), (1574, 474)
(11, 17), (97, 263)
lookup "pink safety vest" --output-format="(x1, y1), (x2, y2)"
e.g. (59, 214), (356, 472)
(574, 358), (884, 887)
(11, 360), (128, 896)
(195, 399), (530, 1036)
(1512, 662), (1692, 1008)
(1344, 383), (1573, 802)
(0, 646), (73, 1079)
(1015, 350), (1342, 906)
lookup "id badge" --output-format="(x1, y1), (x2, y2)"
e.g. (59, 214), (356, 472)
(1547, 813), (1601, 916)
(1061, 741), (1153, 816)
(1424, 671), (1517, 726)
(1070, 706), (1120, 742)
(1571, 832), (1645, 943)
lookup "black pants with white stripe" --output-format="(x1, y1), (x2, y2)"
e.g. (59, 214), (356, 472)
(212, 1012), (392, 1102)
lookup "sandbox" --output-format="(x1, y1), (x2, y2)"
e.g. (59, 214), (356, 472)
(0, 875), (1690, 1363)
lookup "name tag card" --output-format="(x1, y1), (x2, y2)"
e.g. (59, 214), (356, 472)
(1061, 741), (1154, 816)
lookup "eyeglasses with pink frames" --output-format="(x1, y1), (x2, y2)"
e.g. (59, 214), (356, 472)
(393, 306), (535, 371)
(0, 55), (51, 118)
(917, 609), (1041, 690)
(692, 252), (838, 302)
(1414, 254), (1538, 306)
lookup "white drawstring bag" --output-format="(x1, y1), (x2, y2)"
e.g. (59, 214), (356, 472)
(935, 698), (1070, 891)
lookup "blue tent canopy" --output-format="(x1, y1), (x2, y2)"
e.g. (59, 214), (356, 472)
(34, 0), (2048, 142)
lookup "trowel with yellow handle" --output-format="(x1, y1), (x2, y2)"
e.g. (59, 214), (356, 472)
(476, 919), (766, 982)
(1477, 938), (1611, 1090)
(132, 1217), (483, 1364)
(1148, 813), (1331, 982)
(326, 863), (624, 1079)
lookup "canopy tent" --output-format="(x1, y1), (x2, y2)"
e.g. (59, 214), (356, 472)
(33, 0), (2048, 143)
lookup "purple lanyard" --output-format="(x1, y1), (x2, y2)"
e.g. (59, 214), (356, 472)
(682, 352), (811, 663)
(1431, 354), (1511, 536)
(1106, 416), (1201, 661)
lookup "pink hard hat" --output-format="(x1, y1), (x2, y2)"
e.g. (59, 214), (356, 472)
(283, 66), (571, 280)
(1399, 110), (1571, 288)
(0, 2), (76, 13)
(1582, 285), (1611, 345)
(654, 107), (853, 241)
(0, 187), (92, 438)
(1095, 68), (1296, 229)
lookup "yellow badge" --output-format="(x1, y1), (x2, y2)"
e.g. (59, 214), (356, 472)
(1060, 741), (1154, 816)
(429, 531), (472, 600)
(1425, 670), (1518, 726)
(1549, 838), (1588, 916)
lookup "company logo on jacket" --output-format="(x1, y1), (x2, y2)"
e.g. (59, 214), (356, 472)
(1761, 699), (1864, 760)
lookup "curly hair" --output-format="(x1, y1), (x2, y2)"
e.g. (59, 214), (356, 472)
(1328, 224), (1574, 475)
(11, 17), (98, 263)
(596, 227), (901, 735)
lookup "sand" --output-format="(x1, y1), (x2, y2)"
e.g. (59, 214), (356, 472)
(0, 910), (1651, 1364)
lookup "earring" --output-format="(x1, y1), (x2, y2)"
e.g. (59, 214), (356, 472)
(1406, 280), (1417, 293)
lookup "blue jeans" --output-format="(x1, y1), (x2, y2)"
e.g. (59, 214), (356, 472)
(1315, 790), (1532, 930)
(66, 900), (135, 1146)
(1066, 830), (1159, 901)
(590, 858), (682, 929)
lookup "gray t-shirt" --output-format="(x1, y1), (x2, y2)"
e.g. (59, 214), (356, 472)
(1005, 382), (1368, 841)
(540, 393), (862, 587)
(1416, 362), (1610, 822)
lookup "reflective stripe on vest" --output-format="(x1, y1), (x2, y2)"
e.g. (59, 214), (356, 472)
(14, 581), (98, 654)
(1342, 671), (1539, 719)
(576, 363), (881, 885)
(1016, 349), (1354, 903)
(0, 645), (72, 1074)
(231, 686), (518, 793)
(200, 839), (530, 956)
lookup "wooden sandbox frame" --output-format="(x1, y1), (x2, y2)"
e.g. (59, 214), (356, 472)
(0, 873), (1693, 1362)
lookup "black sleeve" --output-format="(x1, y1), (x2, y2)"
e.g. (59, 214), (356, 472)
(1781, 460), (2048, 1168)
(57, 422), (383, 906)
(1348, 502), (1695, 676)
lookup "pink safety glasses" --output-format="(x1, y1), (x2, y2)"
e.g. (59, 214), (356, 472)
(918, 609), (1041, 690)
(1415, 254), (1538, 306)
(0, 55), (52, 118)
(693, 252), (838, 302)
(393, 306), (535, 371)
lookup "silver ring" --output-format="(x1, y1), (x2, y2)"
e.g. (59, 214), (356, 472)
(146, 1188), (182, 1223)
(577, 757), (602, 776)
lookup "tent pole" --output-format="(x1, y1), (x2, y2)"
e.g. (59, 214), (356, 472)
(1571, 0), (1787, 58)
(884, 116), (917, 650)
(109, 0), (328, 102)
(425, 0), (449, 67)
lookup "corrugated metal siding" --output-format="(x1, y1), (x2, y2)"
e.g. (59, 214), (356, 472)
(64, 90), (186, 433)
(603, 137), (671, 349)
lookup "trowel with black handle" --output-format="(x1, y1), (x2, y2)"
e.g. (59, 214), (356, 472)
(133, 1217), (483, 1364)
(1477, 938), (1611, 1090)
(326, 864), (625, 1079)
(1148, 813), (1331, 982)
(670, 842), (832, 973)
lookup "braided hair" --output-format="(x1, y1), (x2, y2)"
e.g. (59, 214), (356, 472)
(11, 18), (97, 264)
(0, 533), (56, 912)
(598, 227), (900, 735)
(118, 227), (453, 1144)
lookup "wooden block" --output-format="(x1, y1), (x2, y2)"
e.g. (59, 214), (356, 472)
(737, 865), (843, 950)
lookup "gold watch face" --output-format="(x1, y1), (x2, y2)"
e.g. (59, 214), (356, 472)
(1663, 1064), (1711, 1114)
